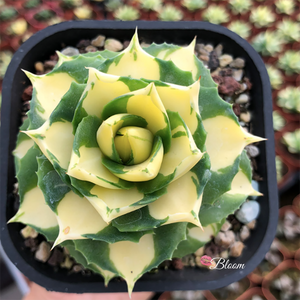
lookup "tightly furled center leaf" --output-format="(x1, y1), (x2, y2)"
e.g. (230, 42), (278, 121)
(10, 29), (264, 295)
(114, 127), (154, 164)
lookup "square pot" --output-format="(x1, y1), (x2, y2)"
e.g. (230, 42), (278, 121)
(1, 20), (278, 293)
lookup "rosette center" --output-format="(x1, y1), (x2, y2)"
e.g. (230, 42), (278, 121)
(115, 126), (154, 165)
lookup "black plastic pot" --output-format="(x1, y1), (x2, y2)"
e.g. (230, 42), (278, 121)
(1, 21), (278, 293)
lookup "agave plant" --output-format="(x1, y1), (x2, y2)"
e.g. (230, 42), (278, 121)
(250, 6), (275, 28)
(277, 19), (300, 43)
(266, 65), (283, 90)
(277, 50), (300, 75)
(228, 21), (251, 39)
(202, 5), (229, 24)
(10, 31), (263, 294)
(114, 5), (140, 21)
(252, 31), (284, 56)
(229, 0), (252, 15)
(158, 5), (183, 21)
(182, 0), (207, 11)
(282, 129), (300, 154)
(275, 0), (295, 14)
(139, 0), (162, 11)
(277, 87), (300, 113)
(273, 111), (286, 131)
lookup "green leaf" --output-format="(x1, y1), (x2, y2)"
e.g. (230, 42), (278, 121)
(173, 221), (224, 258)
(200, 193), (247, 226)
(199, 86), (238, 123)
(16, 146), (41, 203)
(37, 155), (71, 213)
(202, 155), (241, 205)
(53, 54), (106, 83)
(112, 206), (168, 232)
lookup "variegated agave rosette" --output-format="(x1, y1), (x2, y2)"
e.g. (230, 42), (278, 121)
(10, 30), (264, 295)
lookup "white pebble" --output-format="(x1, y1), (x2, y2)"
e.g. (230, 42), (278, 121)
(61, 46), (80, 56)
(246, 145), (260, 157)
(233, 69), (243, 81)
(219, 54), (233, 67)
(104, 38), (123, 52)
(235, 201), (260, 224)
(240, 111), (251, 123)
(35, 241), (51, 262)
(235, 93), (249, 104)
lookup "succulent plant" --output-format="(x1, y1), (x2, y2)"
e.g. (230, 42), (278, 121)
(34, 9), (55, 21)
(139, 0), (162, 11)
(158, 5), (183, 21)
(202, 5), (229, 24)
(105, 0), (123, 12)
(266, 65), (283, 90)
(282, 129), (300, 154)
(277, 87), (300, 113)
(250, 6), (275, 28)
(277, 19), (300, 43)
(275, 156), (284, 182)
(0, 50), (13, 79)
(74, 5), (93, 19)
(24, 0), (41, 9)
(182, 0), (207, 11)
(229, 0), (252, 15)
(273, 111), (286, 131)
(0, 6), (17, 21)
(10, 31), (263, 294)
(228, 21), (251, 39)
(61, 0), (83, 9)
(277, 50), (300, 75)
(114, 5), (140, 21)
(275, 0), (295, 14)
(7, 18), (28, 36)
(252, 31), (284, 56)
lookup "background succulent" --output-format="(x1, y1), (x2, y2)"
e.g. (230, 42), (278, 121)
(61, 0), (83, 9)
(34, 9), (55, 21)
(74, 5), (93, 19)
(275, 0), (295, 14)
(277, 50), (300, 75)
(277, 19), (300, 43)
(229, 0), (252, 15)
(139, 0), (162, 11)
(6, 19), (28, 36)
(282, 129), (300, 154)
(250, 6), (275, 28)
(105, 0), (123, 12)
(252, 31), (284, 56)
(275, 156), (284, 182)
(0, 6), (17, 21)
(10, 31), (262, 295)
(277, 87), (300, 113)
(158, 5), (183, 21)
(0, 51), (13, 79)
(266, 65), (283, 90)
(273, 111), (286, 131)
(24, 0), (41, 9)
(228, 21), (251, 39)
(202, 5), (229, 24)
(182, 0), (207, 11)
(114, 5), (140, 21)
